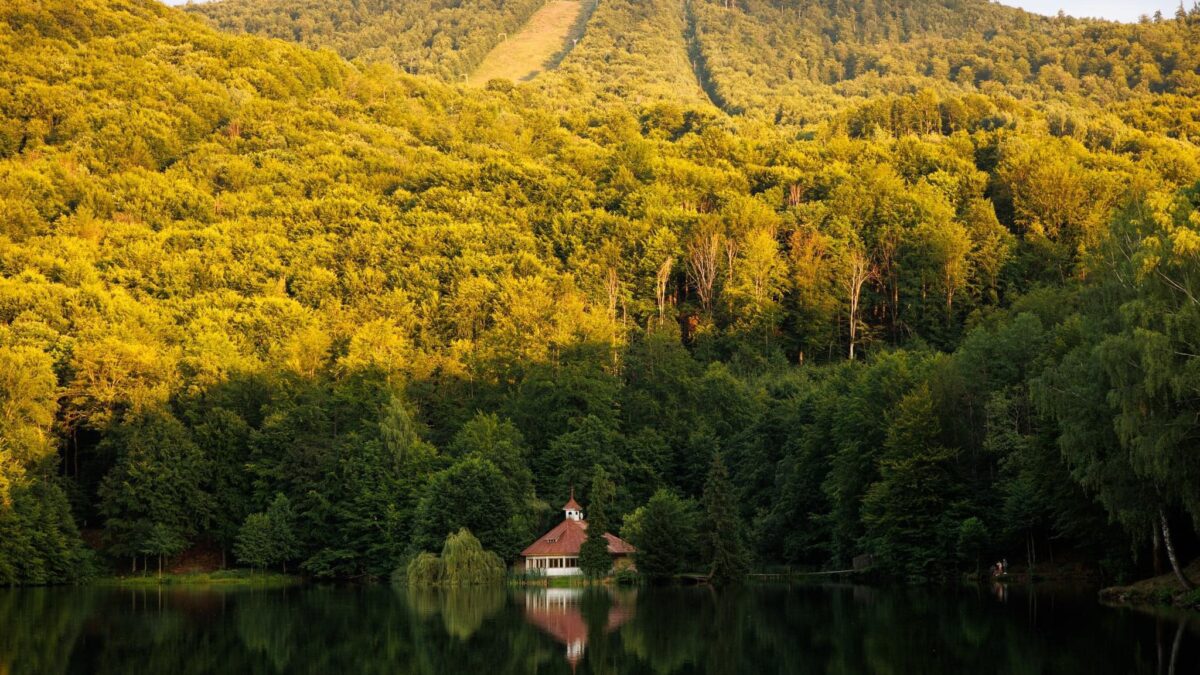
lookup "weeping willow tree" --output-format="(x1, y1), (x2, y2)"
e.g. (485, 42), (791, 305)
(406, 529), (505, 587)
(406, 552), (445, 586)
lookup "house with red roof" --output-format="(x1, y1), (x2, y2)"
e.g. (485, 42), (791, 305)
(520, 489), (636, 576)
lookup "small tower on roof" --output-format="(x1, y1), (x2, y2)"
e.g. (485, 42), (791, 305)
(563, 487), (583, 521)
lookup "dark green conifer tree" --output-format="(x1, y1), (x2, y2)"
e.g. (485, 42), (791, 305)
(579, 466), (616, 578)
(703, 454), (749, 585)
(628, 489), (698, 582)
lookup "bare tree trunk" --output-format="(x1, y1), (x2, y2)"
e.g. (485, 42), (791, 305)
(787, 183), (802, 208)
(946, 282), (954, 328)
(655, 258), (673, 327)
(724, 237), (739, 286)
(1160, 509), (1194, 590)
(844, 249), (875, 361)
(604, 267), (619, 320)
(686, 229), (722, 313)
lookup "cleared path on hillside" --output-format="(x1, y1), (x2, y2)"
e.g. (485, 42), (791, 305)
(469, 0), (593, 84)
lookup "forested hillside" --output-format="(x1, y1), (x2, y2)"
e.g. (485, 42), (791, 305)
(1, 0), (1199, 585)
(688, 0), (1200, 131)
(193, 0), (546, 79)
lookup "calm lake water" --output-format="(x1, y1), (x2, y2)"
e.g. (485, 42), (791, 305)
(0, 582), (1195, 674)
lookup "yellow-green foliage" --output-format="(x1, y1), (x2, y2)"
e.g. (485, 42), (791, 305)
(440, 529), (507, 586)
(3, 0), (1200, 586)
(406, 552), (445, 587)
(687, 0), (1200, 137)
(192, 0), (546, 81)
(407, 529), (505, 587)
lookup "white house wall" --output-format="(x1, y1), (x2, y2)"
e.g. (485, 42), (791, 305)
(525, 557), (582, 576)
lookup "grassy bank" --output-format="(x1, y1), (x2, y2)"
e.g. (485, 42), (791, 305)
(95, 569), (301, 588)
(1100, 559), (1200, 611)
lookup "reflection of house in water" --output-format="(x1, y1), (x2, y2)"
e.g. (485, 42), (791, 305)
(521, 588), (635, 670)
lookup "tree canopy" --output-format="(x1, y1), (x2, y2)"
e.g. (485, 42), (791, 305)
(0, 0), (1198, 586)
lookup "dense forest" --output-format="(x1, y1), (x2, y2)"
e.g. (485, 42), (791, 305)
(194, 0), (547, 80)
(1, 0), (1199, 586)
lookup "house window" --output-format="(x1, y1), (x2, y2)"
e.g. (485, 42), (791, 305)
(566, 557), (578, 567)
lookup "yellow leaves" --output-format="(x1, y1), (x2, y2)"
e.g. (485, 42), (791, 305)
(731, 226), (784, 315)
(1128, 189), (1200, 284)
(478, 274), (616, 377)
(69, 206), (104, 244)
(289, 265), (338, 308)
(1169, 228), (1200, 258)
(339, 319), (419, 381)
(277, 325), (331, 380)
(179, 315), (257, 393)
(1145, 190), (1176, 231)
(0, 349), (54, 426)
(447, 275), (497, 341)
(1159, 192), (1200, 259)
(63, 335), (177, 430)
(0, 345), (57, 503)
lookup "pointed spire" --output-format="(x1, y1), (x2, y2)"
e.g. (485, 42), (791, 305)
(563, 486), (583, 519)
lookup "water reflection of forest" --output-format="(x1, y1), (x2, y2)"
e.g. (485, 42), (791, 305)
(0, 585), (1196, 674)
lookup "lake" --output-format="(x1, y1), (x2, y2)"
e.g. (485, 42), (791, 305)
(0, 582), (1195, 674)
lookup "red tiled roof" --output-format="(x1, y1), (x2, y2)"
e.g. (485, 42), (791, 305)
(521, 519), (636, 557)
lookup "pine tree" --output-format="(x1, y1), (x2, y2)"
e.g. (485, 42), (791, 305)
(703, 453), (749, 585)
(628, 489), (698, 582)
(579, 466), (616, 578)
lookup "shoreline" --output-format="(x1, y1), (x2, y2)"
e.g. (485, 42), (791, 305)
(1097, 559), (1200, 613)
(91, 570), (301, 588)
